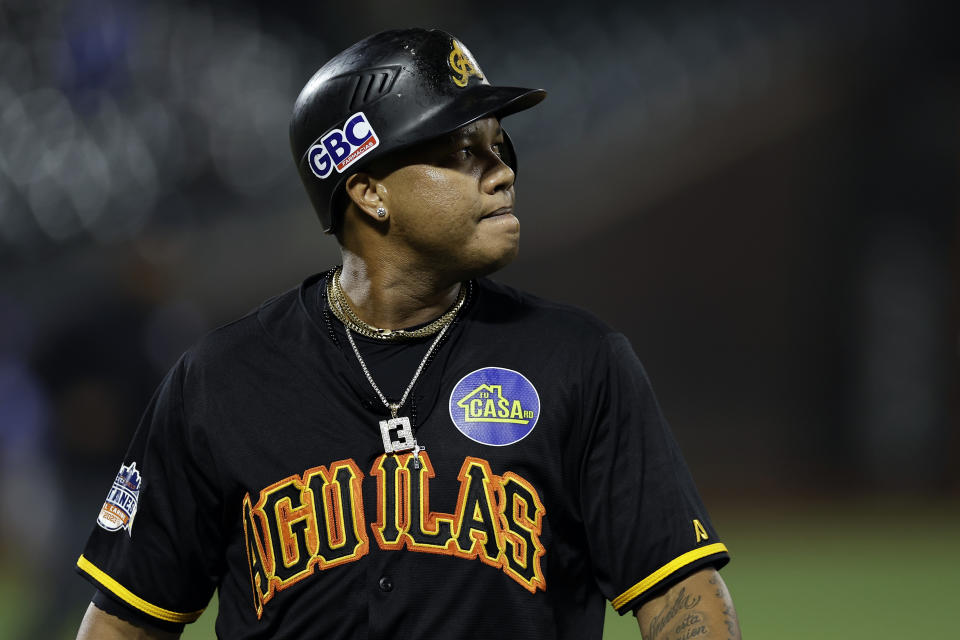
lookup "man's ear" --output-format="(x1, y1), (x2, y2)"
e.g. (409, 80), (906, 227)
(344, 172), (387, 222)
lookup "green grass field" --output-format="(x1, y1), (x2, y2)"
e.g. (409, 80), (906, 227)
(4, 500), (957, 639)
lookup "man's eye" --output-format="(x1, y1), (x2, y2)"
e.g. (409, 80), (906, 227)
(450, 143), (503, 162)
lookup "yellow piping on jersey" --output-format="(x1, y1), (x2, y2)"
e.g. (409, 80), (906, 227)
(611, 543), (729, 611)
(77, 555), (205, 623)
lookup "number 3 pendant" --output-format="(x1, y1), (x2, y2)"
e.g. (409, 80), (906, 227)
(380, 416), (415, 454)
(379, 416), (425, 469)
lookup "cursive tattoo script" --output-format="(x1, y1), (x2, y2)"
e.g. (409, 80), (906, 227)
(674, 612), (704, 633)
(648, 588), (702, 639)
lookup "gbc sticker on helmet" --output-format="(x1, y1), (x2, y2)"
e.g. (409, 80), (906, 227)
(307, 112), (380, 179)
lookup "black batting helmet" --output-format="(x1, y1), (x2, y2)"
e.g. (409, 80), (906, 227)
(290, 28), (546, 233)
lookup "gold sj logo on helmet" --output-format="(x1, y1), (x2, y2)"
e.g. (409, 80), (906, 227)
(448, 39), (484, 87)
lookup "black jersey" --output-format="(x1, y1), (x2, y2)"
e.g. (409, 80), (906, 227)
(77, 272), (729, 639)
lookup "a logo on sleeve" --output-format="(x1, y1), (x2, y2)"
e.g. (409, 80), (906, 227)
(693, 519), (709, 543)
(307, 111), (379, 179)
(449, 367), (540, 446)
(97, 462), (141, 535)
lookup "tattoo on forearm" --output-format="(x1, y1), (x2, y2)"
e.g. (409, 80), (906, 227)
(708, 573), (741, 640)
(707, 573), (723, 598)
(645, 573), (740, 640)
(647, 587), (703, 639)
(672, 611), (709, 639)
(722, 606), (738, 637)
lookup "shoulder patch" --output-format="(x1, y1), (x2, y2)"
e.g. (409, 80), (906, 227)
(449, 367), (540, 446)
(97, 462), (141, 535)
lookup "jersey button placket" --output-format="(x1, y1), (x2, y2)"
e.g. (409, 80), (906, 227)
(378, 576), (394, 592)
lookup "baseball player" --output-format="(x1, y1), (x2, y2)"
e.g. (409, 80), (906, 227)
(76, 28), (739, 639)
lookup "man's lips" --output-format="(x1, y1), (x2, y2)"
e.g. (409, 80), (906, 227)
(481, 207), (514, 220)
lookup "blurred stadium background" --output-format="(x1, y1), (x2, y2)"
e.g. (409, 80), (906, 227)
(1, 0), (957, 637)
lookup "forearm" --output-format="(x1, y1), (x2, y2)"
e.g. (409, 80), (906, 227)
(636, 568), (741, 640)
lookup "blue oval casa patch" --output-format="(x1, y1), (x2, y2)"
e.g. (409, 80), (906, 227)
(449, 367), (540, 446)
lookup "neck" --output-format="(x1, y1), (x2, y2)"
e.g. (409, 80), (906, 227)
(337, 250), (462, 330)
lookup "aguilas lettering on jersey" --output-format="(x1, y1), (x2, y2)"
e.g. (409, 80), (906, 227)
(243, 453), (546, 618)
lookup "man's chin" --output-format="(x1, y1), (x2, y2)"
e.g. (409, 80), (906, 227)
(471, 243), (519, 278)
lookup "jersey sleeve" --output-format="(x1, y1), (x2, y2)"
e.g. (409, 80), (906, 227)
(580, 333), (729, 615)
(75, 353), (223, 627)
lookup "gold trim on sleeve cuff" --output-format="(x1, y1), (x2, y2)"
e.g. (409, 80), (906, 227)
(611, 543), (729, 611)
(77, 554), (205, 623)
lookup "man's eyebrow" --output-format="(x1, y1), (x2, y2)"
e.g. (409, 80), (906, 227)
(447, 124), (503, 144)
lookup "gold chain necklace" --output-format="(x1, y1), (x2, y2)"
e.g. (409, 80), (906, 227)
(326, 266), (466, 341)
